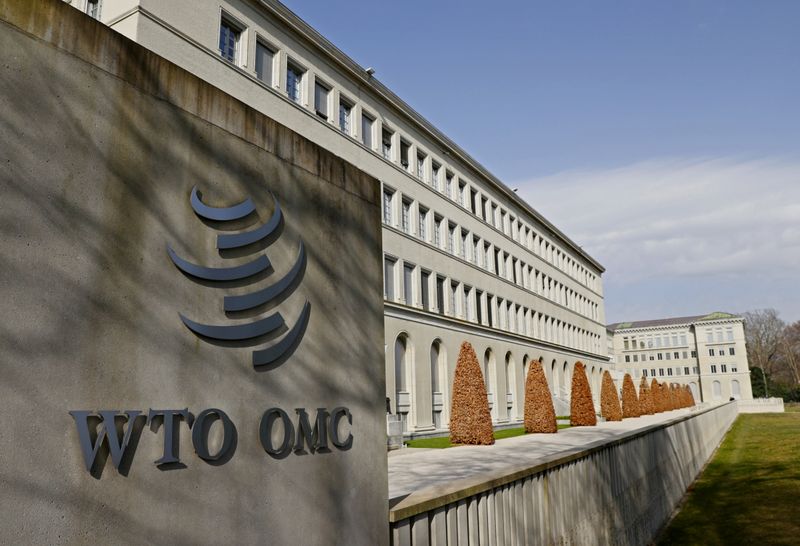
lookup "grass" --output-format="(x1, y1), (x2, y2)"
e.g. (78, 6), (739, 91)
(658, 412), (800, 545)
(784, 402), (800, 413)
(405, 425), (571, 449)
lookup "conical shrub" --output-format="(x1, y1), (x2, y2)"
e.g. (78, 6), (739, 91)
(651, 379), (663, 413)
(621, 374), (640, 418)
(639, 376), (654, 415)
(668, 384), (677, 410)
(570, 361), (596, 426)
(600, 370), (622, 421)
(449, 341), (494, 445)
(685, 385), (696, 407)
(523, 360), (557, 433)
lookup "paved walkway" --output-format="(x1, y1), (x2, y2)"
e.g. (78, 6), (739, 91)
(388, 409), (697, 500)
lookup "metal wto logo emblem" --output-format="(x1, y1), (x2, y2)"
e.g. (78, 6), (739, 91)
(168, 187), (310, 368)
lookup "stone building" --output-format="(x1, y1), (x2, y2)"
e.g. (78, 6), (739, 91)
(68, 0), (609, 435)
(607, 312), (753, 402)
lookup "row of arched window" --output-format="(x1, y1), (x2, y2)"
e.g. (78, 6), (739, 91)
(391, 333), (608, 433)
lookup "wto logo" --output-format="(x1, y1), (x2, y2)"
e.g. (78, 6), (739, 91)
(167, 187), (310, 368)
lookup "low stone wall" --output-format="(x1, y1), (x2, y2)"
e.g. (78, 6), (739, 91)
(389, 402), (738, 546)
(737, 397), (785, 413)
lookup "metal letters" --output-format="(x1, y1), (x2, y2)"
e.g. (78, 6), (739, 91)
(70, 406), (352, 474)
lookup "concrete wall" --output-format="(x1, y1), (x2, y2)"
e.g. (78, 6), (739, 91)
(737, 398), (785, 413)
(0, 0), (387, 543)
(389, 402), (739, 546)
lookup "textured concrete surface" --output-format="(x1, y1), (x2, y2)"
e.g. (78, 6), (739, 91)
(0, 0), (387, 544)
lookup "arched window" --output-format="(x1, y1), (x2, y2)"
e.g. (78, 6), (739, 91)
(394, 334), (412, 430)
(712, 380), (722, 400)
(484, 349), (496, 419)
(430, 340), (447, 428)
(551, 359), (559, 396)
(505, 352), (516, 420)
(689, 382), (699, 401)
(731, 379), (741, 399)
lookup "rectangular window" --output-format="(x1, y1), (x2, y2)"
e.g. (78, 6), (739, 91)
(691, 350), (697, 358)
(651, 369), (656, 377)
(445, 173), (453, 198)
(434, 216), (442, 247)
(255, 41), (274, 84)
(361, 113), (374, 148)
(487, 295), (494, 327)
(421, 271), (430, 310)
(731, 366), (737, 373)
(400, 140), (411, 170)
(726, 328), (734, 342)
(447, 223), (456, 254)
(383, 257), (395, 300)
(684, 367), (690, 375)
(625, 355), (630, 363)
(459, 181), (467, 207)
(643, 369), (648, 377)
(674, 352), (680, 360)
(706, 329), (713, 343)
(721, 364), (727, 373)
(676, 367), (682, 376)
(86, 0), (102, 19)
(339, 98), (352, 134)
(667, 368), (673, 376)
(693, 366), (700, 374)
(314, 81), (329, 119)
(473, 236), (480, 265)
(382, 129), (393, 160)
(286, 62), (303, 104)
(633, 355), (639, 363)
(401, 200), (411, 234)
(416, 153), (426, 181)
(418, 207), (428, 241)
(219, 18), (241, 64)
(623, 338), (630, 350)
(709, 348), (715, 357)
(476, 290), (484, 324)
(449, 281), (457, 316)
(729, 347), (735, 356)
(659, 368), (664, 377)
(665, 352), (671, 360)
(403, 264), (414, 305)
(460, 232), (467, 259)
(382, 188), (393, 225)
(682, 351), (688, 359)
(436, 276), (445, 315)
(463, 286), (471, 320)
(671, 335), (678, 346)
(711, 365), (717, 374)
(431, 162), (441, 189)
(680, 334), (687, 345)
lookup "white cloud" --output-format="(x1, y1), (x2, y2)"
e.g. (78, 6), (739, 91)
(516, 157), (800, 321)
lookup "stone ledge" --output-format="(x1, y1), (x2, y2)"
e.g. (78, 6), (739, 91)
(388, 402), (733, 522)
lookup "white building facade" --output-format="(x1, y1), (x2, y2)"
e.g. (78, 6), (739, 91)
(607, 313), (753, 402)
(74, 0), (609, 435)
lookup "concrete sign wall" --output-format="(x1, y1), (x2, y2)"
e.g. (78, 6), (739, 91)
(0, 0), (388, 543)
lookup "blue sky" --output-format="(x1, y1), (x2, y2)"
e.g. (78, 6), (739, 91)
(285, 0), (800, 323)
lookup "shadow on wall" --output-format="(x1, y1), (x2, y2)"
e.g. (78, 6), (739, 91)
(0, 1), (385, 542)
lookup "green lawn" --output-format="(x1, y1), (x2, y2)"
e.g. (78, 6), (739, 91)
(658, 412), (800, 545)
(405, 425), (571, 449)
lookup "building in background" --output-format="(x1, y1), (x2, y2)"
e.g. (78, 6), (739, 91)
(68, 0), (609, 435)
(607, 312), (753, 402)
